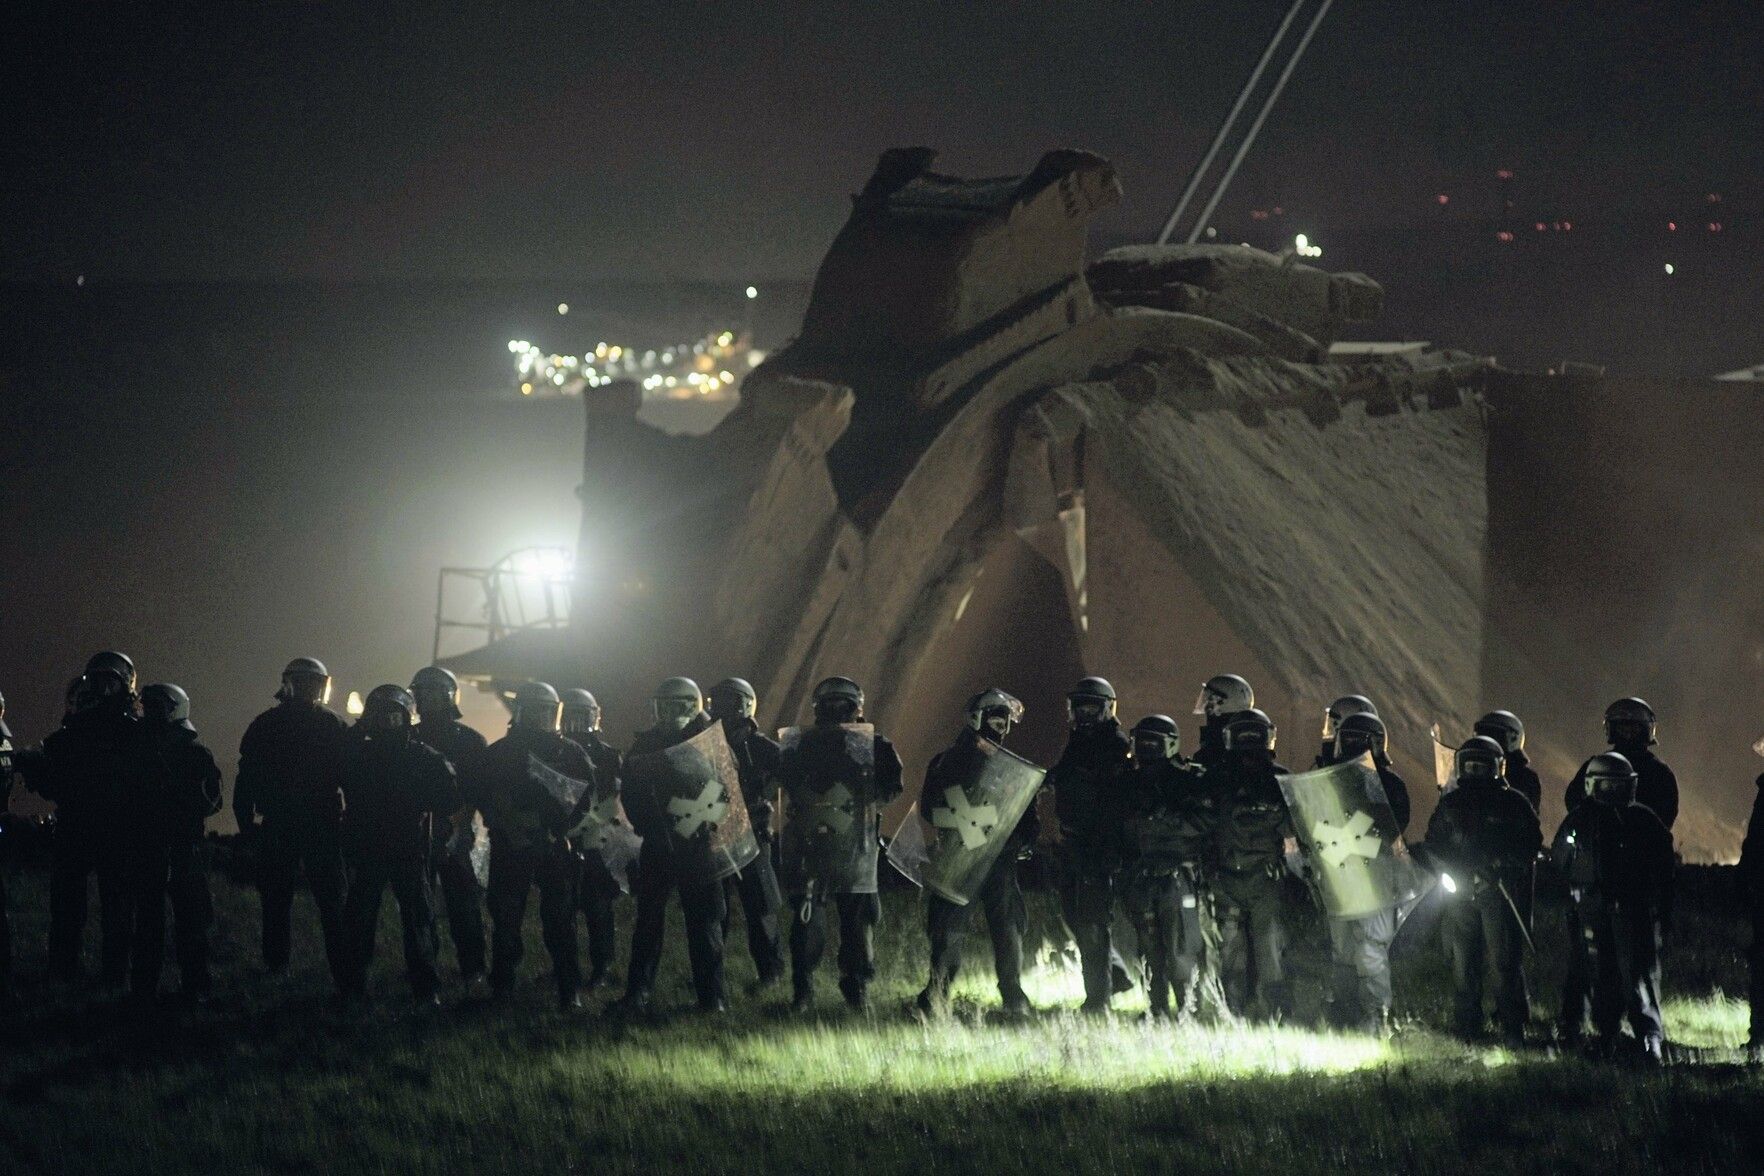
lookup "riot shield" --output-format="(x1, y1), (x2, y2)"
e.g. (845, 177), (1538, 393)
(1279, 754), (1433, 920)
(1430, 723), (1456, 793)
(528, 753), (593, 819)
(905, 741), (1044, 906)
(884, 803), (930, 887)
(569, 790), (643, 894)
(779, 724), (880, 894)
(623, 722), (758, 885)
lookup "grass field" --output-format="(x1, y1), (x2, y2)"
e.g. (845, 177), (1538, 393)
(0, 859), (1758, 1175)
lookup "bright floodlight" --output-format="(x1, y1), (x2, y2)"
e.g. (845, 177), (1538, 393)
(745, 285), (758, 299)
(1295, 233), (1323, 258)
(346, 691), (365, 716)
(1440, 872), (1458, 894)
(557, 303), (569, 314)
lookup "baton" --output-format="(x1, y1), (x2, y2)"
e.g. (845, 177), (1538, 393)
(1494, 877), (1536, 956)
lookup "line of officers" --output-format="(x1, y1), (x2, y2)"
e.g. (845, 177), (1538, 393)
(1029, 675), (1686, 1062)
(2, 654), (1757, 1061)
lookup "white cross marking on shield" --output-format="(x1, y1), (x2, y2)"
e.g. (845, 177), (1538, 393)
(931, 786), (999, 850)
(668, 782), (728, 838)
(1311, 810), (1383, 869)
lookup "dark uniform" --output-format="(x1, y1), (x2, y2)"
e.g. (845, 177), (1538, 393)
(1502, 750), (1543, 815)
(780, 723), (904, 1006)
(1192, 718), (1228, 771)
(1121, 755), (1218, 1018)
(466, 726), (595, 1002)
(1741, 773), (1764, 1050)
(235, 699), (350, 978)
(28, 701), (154, 984)
(569, 728), (625, 985)
(1050, 719), (1132, 1008)
(721, 716), (784, 985)
(1426, 780), (1541, 1042)
(1552, 797), (1674, 1052)
(1562, 742), (1675, 1024)
(1207, 750), (1293, 1019)
(133, 718), (223, 999)
(414, 716), (489, 981)
(1566, 747), (1678, 829)
(337, 729), (459, 1001)
(920, 729), (1038, 1011)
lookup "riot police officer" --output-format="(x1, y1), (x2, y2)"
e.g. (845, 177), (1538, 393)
(1049, 676), (1132, 1013)
(411, 666), (490, 995)
(336, 686), (461, 1010)
(0, 689), (14, 1004)
(1192, 674), (1255, 769)
(1206, 708), (1293, 1020)
(560, 687), (627, 989)
(234, 657), (350, 981)
(1120, 714), (1219, 1020)
(780, 676), (904, 1013)
(133, 684), (224, 1005)
(25, 668), (154, 987)
(707, 678), (785, 991)
(1426, 736), (1541, 1046)
(1474, 711), (1541, 812)
(1565, 699), (1678, 829)
(1318, 711), (1410, 1032)
(466, 681), (596, 1010)
(916, 690), (1037, 1017)
(617, 678), (730, 1014)
(1552, 752), (1674, 1061)
(1317, 695), (1377, 769)
(1741, 764), (1764, 1060)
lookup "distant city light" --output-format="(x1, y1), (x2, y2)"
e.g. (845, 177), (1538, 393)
(1294, 233), (1322, 258)
(745, 285), (758, 299)
(557, 303), (569, 315)
(346, 691), (365, 717)
(1496, 168), (1514, 180)
(1664, 263), (1675, 275)
(1495, 231), (1515, 242)
(1435, 194), (1449, 206)
(1668, 221), (1677, 231)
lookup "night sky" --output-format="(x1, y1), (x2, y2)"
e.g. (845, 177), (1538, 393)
(8, 1), (1760, 282)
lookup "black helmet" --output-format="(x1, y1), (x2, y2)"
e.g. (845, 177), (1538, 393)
(653, 677), (705, 729)
(967, 688), (1024, 739)
(71, 669), (128, 714)
(1473, 710), (1525, 755)
(1224, 708), (1277, 752)
(86, 651), (137, 694)
(141, 683), (193, 730)
(1603, 697), (1657, 747)
(277, 657), (332, 704)
(410, 665), (462, 719)
(1323, 694), (1377, 740)
(1067, 677), (1118, 727)
(707, 677), (758, 721)
(511, 681), (562, 732)
(1131, 714), (1182, 762)
(1454, 736), (1507, 784)
(1335, 711), (1387, 761)
(559, 687), (601, 734)
(1194, 673), (1254, 718)
(1581, 751), (1638, 805)
(811, 676), (863, 723)
(362, 684), (417, 732)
